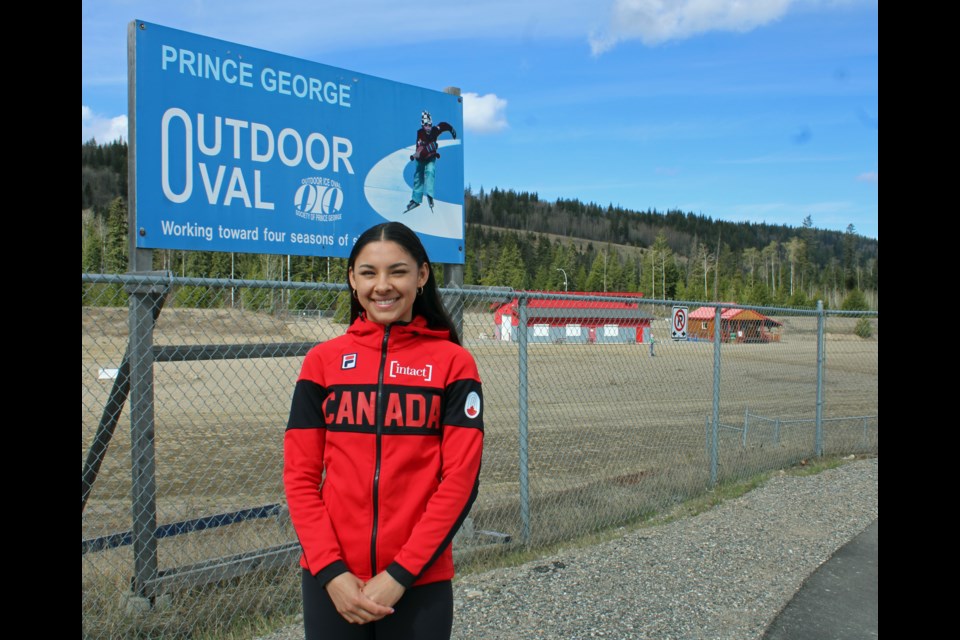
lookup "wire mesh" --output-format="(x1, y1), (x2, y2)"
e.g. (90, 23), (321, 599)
(82, 276), (878, 638)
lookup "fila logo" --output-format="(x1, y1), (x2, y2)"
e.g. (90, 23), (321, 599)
(341, 353), (357, 370)
(389, 360), (433, 382)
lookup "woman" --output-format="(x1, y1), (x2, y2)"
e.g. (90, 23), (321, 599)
(284, 222), (483, 639)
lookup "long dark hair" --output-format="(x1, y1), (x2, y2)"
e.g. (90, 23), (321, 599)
(347, 222), (461, 346)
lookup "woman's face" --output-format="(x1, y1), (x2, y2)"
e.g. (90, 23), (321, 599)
(349, 240), (429, 325)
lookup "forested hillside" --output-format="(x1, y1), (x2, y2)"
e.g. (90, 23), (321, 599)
(83, 141), (876, 309)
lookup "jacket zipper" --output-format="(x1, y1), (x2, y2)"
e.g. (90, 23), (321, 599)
(371, 324), (391, 576)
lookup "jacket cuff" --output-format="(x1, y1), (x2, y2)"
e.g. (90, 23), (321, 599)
(385, 561), (416, 589)
(314, 560), (350, 587)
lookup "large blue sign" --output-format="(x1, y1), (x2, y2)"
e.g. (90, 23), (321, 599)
(131, 21), (465, 262)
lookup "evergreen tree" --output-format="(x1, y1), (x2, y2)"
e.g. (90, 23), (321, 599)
(484, 234), (526, 289)
(841, 288), (869, 311)
(624, 255), (640, 293)
(82, 214), (105, 273)
(585, 251), (607, 291)
(550, 242), (577, 291)
(744, 281), (771, 306)
(843, 224), (858, 290)
(463, 253), (478, 285)
(800, 215), (816, 295)
(741, 247), (760, 289)
(607, 252), (625, 291)
(104, 197), (128, 273)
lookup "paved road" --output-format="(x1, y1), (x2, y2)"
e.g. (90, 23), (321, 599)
(763, 519), (878, 640)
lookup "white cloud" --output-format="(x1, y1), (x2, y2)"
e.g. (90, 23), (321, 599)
(463, 92), (509, 134)
(856, 171), (877, 183)
(590, 0), (794, 54)
(82, 105), (127, 143)
(84, 2), (598, 68)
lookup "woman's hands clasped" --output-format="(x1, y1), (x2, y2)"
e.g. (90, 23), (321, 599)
(325, 571), (407, 624)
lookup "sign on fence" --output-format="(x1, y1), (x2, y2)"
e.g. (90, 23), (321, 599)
(129, 20), (465, 262)
(672, 306), (688, 340)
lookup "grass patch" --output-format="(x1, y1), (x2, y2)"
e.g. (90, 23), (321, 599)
(783, 454), (854, 477)
(82, 565), (301, 640)
(647, 473), (768, 526)
(192, 612), (301, 640)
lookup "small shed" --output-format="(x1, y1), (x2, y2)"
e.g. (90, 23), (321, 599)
(688, 304), (782, 343)
(494, 292), (653, 344)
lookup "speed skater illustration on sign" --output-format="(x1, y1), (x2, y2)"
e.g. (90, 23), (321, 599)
(404, 111), (457, 213)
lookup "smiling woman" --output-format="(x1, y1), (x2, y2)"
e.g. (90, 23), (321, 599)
(345, 223), (462, 338)
(349, 240), (427, 326)
(284, 221), (484, 640)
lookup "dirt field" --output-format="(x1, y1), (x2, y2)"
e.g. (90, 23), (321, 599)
(82, 307), (877, 533)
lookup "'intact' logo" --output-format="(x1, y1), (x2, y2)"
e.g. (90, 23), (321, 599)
(389, 360), (433, 382)
(341, 353), (357, 369)
(464, 391), (481, 419)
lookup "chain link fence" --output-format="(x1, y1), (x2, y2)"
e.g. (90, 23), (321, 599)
(82, 273), (878, 638)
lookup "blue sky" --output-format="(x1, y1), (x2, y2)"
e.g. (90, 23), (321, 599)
(82, 0), (878, 239)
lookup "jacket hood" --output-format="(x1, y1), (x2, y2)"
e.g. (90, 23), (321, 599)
(347, 314), (452, 349)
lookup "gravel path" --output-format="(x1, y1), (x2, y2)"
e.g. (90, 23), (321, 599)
(260, 457), (878, 640)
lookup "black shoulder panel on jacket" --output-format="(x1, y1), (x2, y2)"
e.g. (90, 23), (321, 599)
(286, 379), (327, 430)
(442, 379), (483, 430)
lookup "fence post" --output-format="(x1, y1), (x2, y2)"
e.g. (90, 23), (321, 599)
(815, 300), (825, 457)
(127, 277), (167, 604)
(127, 31), (162, 601)
(83, 288), (167, 514)
(82, 355), (130, 514)
(774, 418), (781, 446)
(517, 295), (531, 545)
(705, 416), (716, 487)
(440, 86), (465, 340)
(441, 275), (464, 341)
(741, 407), (748, 448)
(710, 305), (722, 487)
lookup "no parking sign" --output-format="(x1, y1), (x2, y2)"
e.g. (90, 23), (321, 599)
(671, 306), (688, 340)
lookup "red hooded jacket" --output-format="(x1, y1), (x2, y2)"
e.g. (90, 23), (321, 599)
(284, 315), (483, 588)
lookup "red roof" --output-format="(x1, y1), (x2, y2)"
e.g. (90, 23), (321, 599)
(688, 304), (780, 325)
(507, 291), (644, 310)
(688, 303), (743, 320)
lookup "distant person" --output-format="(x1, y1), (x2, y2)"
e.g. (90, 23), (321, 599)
(284, 221), (484, 640)
(405, 111), (457, 213)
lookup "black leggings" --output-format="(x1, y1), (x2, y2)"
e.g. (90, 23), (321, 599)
(301, 570), (453, 640)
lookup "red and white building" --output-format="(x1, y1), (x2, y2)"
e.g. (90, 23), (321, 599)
(493, 292), (653, 344)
